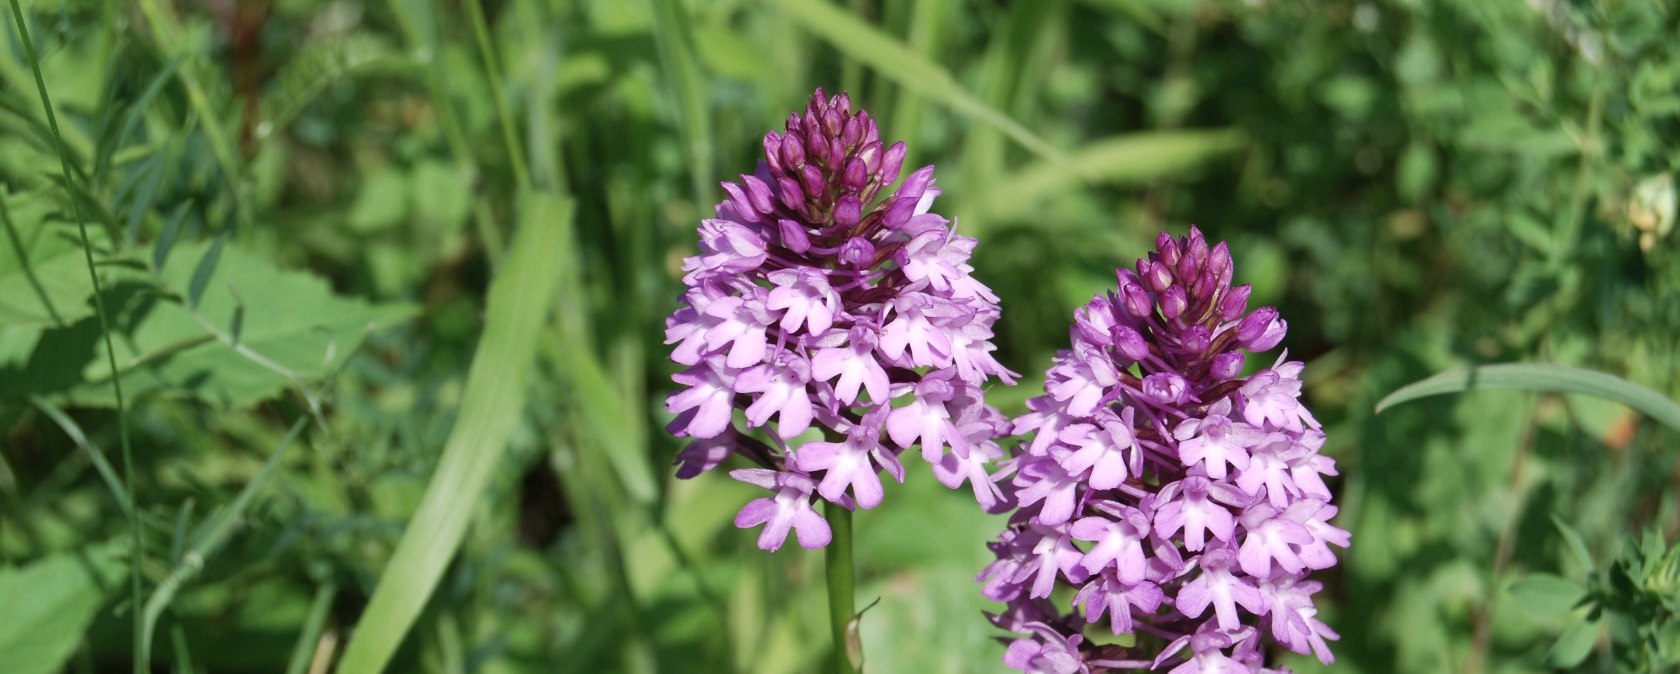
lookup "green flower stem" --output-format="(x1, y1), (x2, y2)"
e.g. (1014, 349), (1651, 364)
(824, 500), (860, 674)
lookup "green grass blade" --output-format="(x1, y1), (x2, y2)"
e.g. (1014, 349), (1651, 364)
(285, 582), (338, 674)
(27, 396), (132, 516)
(466, 0), (530, 190)
(4, 3), (144, 671)
(1375, 362), (1680, 432)
(980, 128), (1245, 221)
(335, 192), (568, 674)
(650, 0), (715, 206)
(763, 0), (1063, 162)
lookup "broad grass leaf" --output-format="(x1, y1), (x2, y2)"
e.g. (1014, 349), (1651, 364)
(0, 544), (126, 674)
(764, 0), (1061, 162)
(1375, 363), (1680, 432)
(980, 129), (1245, 221)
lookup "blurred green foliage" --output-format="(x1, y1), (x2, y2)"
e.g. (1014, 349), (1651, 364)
(1, 0), (1677, 673)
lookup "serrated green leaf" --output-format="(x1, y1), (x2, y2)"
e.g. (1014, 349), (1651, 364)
(1508, 573), (1586, 614)
(0, 544), (127, 674)
(1548, 618), (1600, 668)
(52, 240), (414, 407)
(1374, 363), (1680, 432)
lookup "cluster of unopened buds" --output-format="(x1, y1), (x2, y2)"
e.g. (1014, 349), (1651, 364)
(981, 228), (1347, 673)
(665, 89), (1017, 551)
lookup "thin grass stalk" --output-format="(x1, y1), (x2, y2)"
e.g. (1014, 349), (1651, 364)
(4, 4), (144, 672)
(139, 416), (311, 666)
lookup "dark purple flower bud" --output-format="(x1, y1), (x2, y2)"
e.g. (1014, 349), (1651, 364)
(835, 195), (863, 228)
(775, 178), (805, 213)
(1210, 350), (1244, 380)
(1236, 307), (1287, 351)
(856, 141), (883, 176)
(839, 236), (875, 267)
(821, 108), (842, 137)
(832, 91), (851, 116)
(804, 125), (828, 164)
(742, 175), (775, 214)
(1186, 228), (1209, 264)
(882, 196), (917, 229)
(827, 138), (846, 172)
(1156, 232), (1182, 266)
(1220, 284), (1252, 321)
(763, 132), (784, 172)
(1114, 325), (1149, 362)
(842, 115), (863, 147)
(1208, 242), (1232, 285)
(881, 142), (907, 184)
(1176, 251), (1201, 287)
(799, 164), (825, 200)
(1119, 283), (1153, 318)
(1145, 261), (1174, 293)
(899, 166), (936, 203)
(811, 87), (829, 110)
(843, 157), (868, 192)
(721, 181), (758, 223)
(778, 219), (811, 254)
(1159, 286), (1188, 321)
(1191, 273), (1217, 306)
(780, 132), (806, 168)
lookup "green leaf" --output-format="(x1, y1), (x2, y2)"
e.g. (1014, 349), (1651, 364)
(1374, 363), (1680, 432)
(0, 247), (99, 327)
(0, 545), (127, 674)
(53, 240), (414, 407)
(762, 0), (1062, 162)
(0, 188), (102, 328)
(1553, 515), (1595, 572)
(1548, 618), (1600, 668)
(1508, 573), (1586, 615)
(980, 128), (1245, 221)
(349, 168), (411, 233)
(335, 192), (568, 674)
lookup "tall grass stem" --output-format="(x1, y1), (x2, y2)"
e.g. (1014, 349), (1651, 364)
(5, 3), (143, 671)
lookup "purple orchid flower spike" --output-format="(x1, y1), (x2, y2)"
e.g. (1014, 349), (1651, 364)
(981, 228), (1347, 672)
(664, 89), (1017, 552)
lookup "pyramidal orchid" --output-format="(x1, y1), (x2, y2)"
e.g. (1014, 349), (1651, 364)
(981, 228), (1347, 673)
(665, 89), (1017, 553)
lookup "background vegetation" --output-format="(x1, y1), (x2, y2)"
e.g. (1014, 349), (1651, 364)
(1, 0), (1677, 672)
